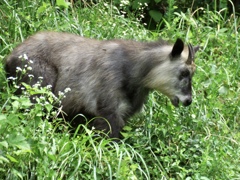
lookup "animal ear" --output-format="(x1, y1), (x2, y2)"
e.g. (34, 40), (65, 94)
(171, 38), (184, 58)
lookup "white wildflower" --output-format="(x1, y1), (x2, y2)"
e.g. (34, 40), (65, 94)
(23, 54), (28, 60)
(33, 83), (41, 88)
(27, 66), (32, 71)
(46, 85), (52, 89)
(58, 91), (64, 96)
(16, 67), (22, 71)
(7, 77), (17, 80)
(120, 0), (129, 5)
(64, 88), (71, 93)
(28, 74), (34, 78)
(40, 96), (45, 100)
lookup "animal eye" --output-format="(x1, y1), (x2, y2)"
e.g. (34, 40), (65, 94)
(182, 70), (189, 76)
(180, 70), (190, 79)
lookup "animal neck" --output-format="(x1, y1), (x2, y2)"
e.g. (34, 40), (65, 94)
(129, 46), (171, 87)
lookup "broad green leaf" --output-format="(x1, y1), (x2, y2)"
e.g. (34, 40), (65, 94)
(123, 126), (132, 131)
(0, 156), (10, 164)
(0, 114), (6, 121)
(56, 0), (71, 9)
(15, 141), (31, 151)
(37, 2), (50, 15)
(21, 98), (32, 108)
(7, 134), (31, 151)
(6, 155), (18, 163)
(0, 141), (8, 148)
(45, 104), (53, 113)
(12, 100), (20, 110)
(7, 114), (19, 126)
(149, 10), (162, 22)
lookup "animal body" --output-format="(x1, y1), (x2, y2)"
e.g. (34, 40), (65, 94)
(5, 31), (199, 138)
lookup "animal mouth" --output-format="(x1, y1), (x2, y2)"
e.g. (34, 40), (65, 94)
(171, 96), (179, 107)
(171, 96), (192, 107)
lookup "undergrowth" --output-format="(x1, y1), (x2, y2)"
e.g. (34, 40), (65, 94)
(0, 0), (239, 179)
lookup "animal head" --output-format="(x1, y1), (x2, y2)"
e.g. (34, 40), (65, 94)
(144, 38), (199, 107)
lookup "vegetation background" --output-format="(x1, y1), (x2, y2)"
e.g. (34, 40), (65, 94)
(0, 0), (239, 179)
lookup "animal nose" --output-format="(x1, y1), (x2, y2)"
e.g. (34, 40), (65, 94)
(183, 98), (192, 106)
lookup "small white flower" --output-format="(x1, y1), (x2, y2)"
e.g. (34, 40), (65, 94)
(40, 96), (45, 100)
(38, 77), (43, 80)
(16, 67), (22, 71)
(46, 85), (52, 89)
(52, 94), (58, 100)
(7, 77), (17, 80)
(28, 74), (34, 78)
(29, 60), (34, 64)
(27, 66), (32, 71)
(23, 54), (28, 60)
(33, 83), (41, 88)
(18, 55), (23, 59)
(58, 91), (64, 96)
(64, 88), (71, 93)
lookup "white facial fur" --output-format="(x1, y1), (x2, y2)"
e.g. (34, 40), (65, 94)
(143, 45), (195, 106)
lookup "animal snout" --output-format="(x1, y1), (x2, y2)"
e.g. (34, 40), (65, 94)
(183, 97), (192, 106)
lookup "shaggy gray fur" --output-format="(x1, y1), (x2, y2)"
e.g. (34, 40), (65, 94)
(5, 31), (199, 138)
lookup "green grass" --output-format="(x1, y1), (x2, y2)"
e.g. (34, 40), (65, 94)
(0, 0), (240, 179)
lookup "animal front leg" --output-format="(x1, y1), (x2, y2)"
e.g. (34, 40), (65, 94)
(92, 93), (128, 139)
(90, 114), (125, 139)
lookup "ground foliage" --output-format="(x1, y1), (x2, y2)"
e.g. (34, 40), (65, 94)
(0, 0), (240, 179)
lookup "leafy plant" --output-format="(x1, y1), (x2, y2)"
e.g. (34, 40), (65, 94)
(0, 0), (240, 179)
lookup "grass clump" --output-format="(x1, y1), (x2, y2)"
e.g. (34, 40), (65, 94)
(0, 0), (240, 179)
